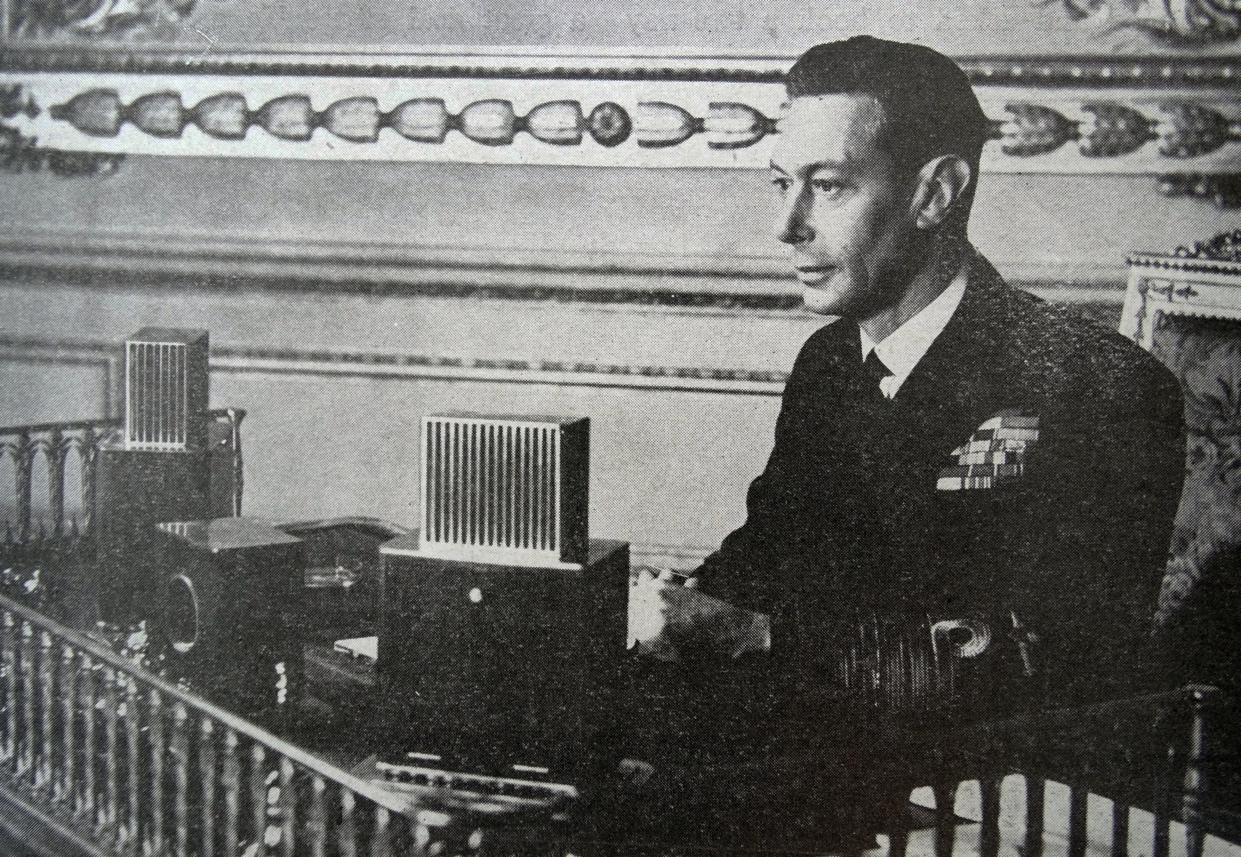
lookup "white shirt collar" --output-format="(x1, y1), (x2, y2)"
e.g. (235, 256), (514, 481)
(859, 262), (968, 399)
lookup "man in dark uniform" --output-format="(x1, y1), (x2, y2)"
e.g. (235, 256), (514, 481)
(596, 35), (1186, 852)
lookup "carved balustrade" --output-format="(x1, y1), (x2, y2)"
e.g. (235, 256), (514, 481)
(0, 589), (499, 857)
(0, 584), (1227, 856)
(0, 409), (245, 549)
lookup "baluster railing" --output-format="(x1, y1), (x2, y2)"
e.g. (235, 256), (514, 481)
(46, 427), (67, 539)
(0, 613), (12, 765)
(249, 743), (266, 856)
(221, 729), (240, 857)
(13, 431), (33, 544)
(279, 755), (296, 857)
(932, 779), (957, 857)
(19, 620), (34, 781)
(977, 776), (1001, 857)
(888, 824), (908, 857)
(340, 786), (358, 857)
(0, 584), (1223, 857)
(81, 653), (97, 827)
(1025, 773), (1046, 857)
(200, 718), (217, 857)
(308, 774), (328, 857)
(149, 689), (165, 857)
(224, 408), (245, 517)
(103, 666), (120, 839)
(37, 629), (53, 793)
(924, 683), (1225, 857)
(372, 806), (391, 857)
(124, 674), (140, 853)
(1153, 741), (1174, 857)
(59, 645), (75, 809)
(1112, 799), (1130, 857)
(79, 425), (99, 537)
(0, 591), (458, 857)
(0, 410), (245, 557)
(1182, 685), (1216, 857)
(1068, 784), (1089, 857)
(171, 701), (190, 857)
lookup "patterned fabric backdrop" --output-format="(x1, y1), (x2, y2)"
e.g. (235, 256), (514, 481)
(1151, 313), (1241, 688)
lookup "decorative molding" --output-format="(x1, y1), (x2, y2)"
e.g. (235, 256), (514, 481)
(0, 83), (124, 175)
(0, 126), (126, 175)
(1174, 226), (1241, 260)
(44, 89), (776, 150)
(1122, 232), (1241, 347)
(0, 332), (789, 395)
(30, 85), (1241, 163)
(1040, 0), (1241, 45)
(1157, 172), (1241, 206)
(1129, 230), (1241, 271)
(0, 47), (1236, 88)
(0, 58), (1238, 180)
(212, 345), (790, 395)
(9, 0), (198, 40)
(0, 230), (1127, 313)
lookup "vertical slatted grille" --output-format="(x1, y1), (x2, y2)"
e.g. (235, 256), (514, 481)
(422, 416), (565, 558)
(125, 339), (188, 451)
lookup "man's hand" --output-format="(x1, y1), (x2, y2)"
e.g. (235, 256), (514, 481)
(628, 568), (771, 662)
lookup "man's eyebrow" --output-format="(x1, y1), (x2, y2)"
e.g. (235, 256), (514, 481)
(768, 159), (851, 175)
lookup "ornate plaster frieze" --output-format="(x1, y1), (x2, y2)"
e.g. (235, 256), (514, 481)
(1173, 226), (1241, 260)
(9, 0), (197, 40)
(0, 83), (123, 175)
(24, 86), (1241, 160)
(1157, 172), (1241, 206)
(1, 77), (1238, 168)
(0, 50), (1238, 201)
(1043, 0), (1241, 45)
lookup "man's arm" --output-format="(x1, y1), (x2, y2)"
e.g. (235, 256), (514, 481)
(689, 331), (826, 615)
(1010, 351), (1185, 703)
(627, 330), (833, 663)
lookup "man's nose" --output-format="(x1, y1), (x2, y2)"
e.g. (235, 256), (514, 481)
(776, 189), (813, 245)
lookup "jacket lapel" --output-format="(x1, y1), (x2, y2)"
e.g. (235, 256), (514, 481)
(891, 255), (1022, 451)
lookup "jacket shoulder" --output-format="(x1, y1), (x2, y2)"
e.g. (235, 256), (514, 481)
(977, 267), (1181, 405)
(786, 318), (854, 382)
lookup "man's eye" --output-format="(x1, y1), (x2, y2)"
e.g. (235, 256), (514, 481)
(811, 178), (845, 195)
(771, 176), (792, 192)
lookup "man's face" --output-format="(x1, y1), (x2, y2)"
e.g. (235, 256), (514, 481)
(770, 94), (919, 318)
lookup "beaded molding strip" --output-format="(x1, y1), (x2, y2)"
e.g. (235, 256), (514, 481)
(0, 51), (1238, 201)
(30, 88), (1241, 161)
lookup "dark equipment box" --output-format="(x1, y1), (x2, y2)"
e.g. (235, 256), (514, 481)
(150, 518), (305, 726)
(377, 533), (629, 778)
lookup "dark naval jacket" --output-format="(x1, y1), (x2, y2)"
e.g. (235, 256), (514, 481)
(693, 254), (1186, 717)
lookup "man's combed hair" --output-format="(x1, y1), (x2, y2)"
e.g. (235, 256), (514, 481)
(787, 35), (990, 226)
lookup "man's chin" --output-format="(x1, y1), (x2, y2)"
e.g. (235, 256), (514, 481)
(801, 285), (844, 317)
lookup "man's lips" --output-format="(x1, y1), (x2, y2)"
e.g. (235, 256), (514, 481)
(794, 265), (836, 285)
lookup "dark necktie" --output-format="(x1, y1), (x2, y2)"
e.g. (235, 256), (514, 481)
(862, 350), (893, 401)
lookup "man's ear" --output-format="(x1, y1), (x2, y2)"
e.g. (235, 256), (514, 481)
(910, 155), (973, 231)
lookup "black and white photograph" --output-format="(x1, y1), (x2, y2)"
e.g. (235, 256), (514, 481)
(0, 1), (1239, 854)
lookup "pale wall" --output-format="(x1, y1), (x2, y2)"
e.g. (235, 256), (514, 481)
(2, 156), (1228, 564)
